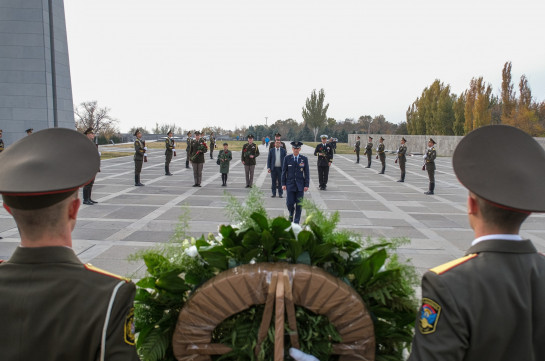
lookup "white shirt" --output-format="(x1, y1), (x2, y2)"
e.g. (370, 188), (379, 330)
(471, 234), (523, 246)
(275, 148), (281, 167)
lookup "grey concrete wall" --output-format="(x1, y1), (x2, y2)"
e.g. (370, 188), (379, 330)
(348, 134), (545, 157)
(0, 0), (74, 147)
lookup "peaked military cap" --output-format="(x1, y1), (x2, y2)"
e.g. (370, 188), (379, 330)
(380, 137), (385, 141)
(84, 127), (94, 135)
(290, 141), (303, 149)
(274, 133), (281, 137)
(247, 134), (254, 139)
(195, 131), (201, 135)
(26, 128), (33, 134)
(187, 131), (192, 135)
(134, 129), (141, 136)
(321, 134), (328, 139)
(453, 125), (545, 212)
(429, 138), (436, 144)
(401, 137), (407, 142)
(167, 129), (173, 134)
(368, 136), (373, 140)
(0, 128), (100, 210)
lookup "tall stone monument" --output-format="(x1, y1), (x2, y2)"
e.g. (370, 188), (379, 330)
(0, 0), (74, 147)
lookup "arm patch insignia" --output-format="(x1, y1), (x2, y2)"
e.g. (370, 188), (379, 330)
(124, 307), (136, 345)
(418, 298), (441, 334)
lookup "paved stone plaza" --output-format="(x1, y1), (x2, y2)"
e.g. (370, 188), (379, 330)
(1, 143), (544, 280)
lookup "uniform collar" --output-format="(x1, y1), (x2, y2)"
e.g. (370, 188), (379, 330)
(471, 233), (522, 246)
(466, 238), (536, 256)
(6, 246), (82, 265)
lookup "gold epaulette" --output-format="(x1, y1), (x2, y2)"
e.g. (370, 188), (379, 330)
(430, 254), (477, 275)
(84, 263), (130, 282)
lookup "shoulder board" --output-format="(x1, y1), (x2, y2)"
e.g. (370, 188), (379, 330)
(84, 263), (130, 282)
(430, 254), (477, 275)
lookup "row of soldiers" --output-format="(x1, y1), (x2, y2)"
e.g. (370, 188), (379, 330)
(355, 135), (437, 194)
(0, 128), (35, 153)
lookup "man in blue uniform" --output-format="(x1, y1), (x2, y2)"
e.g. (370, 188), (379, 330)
(281, 141), (310, 223)
(409, 125), (545, 361)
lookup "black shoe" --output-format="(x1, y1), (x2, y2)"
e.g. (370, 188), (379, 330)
(279, 195), (283, 198)
(165, 173), (173, 176)
(397, 179), (404, 182)
(424, 191), (434, 195)
(135, 183), (145, 186)
(83, 200), (94, 205)
(245, 185), (250, 188)
(90, 199), (98, 204)
(271, 195), (276, 198)
(193, 184), (199, 187)
(365, 166), (370, 168)
(379, 172), (384, 174)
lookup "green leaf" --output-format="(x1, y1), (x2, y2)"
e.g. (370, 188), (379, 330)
(220, 224), (235, 239)
(311, 243), (336, 263)
(241, 230), (261, 248)
(297, 251), (311, 265)
(184, 270), (203, 285)
(136, 276), (157, 289)
(134, 288), (152, 302)
(271, 216), (291, 230)
(199, 250), (228, 270)
(155, 273), (189, 294)
(251, 212), (269, 231)
(143, 253), (168, 277)
(260, 230), (276, 255)
(369, 249), (388, 275)
(137, 326), (170, 361)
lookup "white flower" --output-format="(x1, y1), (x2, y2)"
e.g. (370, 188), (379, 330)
(250, 258), (256, 264)
(185, 245), (198, 258)
(339, 251), (349, 260)
(285, 223), (303, 238)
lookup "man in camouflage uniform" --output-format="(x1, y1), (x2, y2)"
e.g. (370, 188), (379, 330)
(396, 137), (407, 182)
(134, 129), (146, 186)
(364, 136), (373, 168)
(377, 136), (386, 174)
(189, 131), (207, 187)
(242, 134), (260, 187)
(354, 135), (360, 163)
(424, 138), (436, 195)
(165, 129), (175, 176)
(185, 131), (192, 168)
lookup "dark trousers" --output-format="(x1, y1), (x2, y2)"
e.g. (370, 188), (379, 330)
(355, 149), (360, 163)
(192, 162), (203, 185)
(135, 159), (143, 175)
(186, 151), (190, 168)
(366, 152), (372, 167)
(318, 166), (329, 188)
(221, 173), (228, 185)
(379, 154), (386, 173)
(399, 158), (406, 181)
(165, 152), (173, 174)
(286, 190), (304, 223)
(270, 167), (283, 196)
(82, 179), (94, 201)
(427, 166), (435, 184)
(244, 164), (255, 186)
(210, 148), (214, 159)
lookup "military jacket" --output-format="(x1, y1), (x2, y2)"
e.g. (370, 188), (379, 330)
(0, 138), (4, 152)
(165, 137), (175, 154)
(425, 147), (436, 171)
(409, 239), (545, 361)
(0, 246), (140, 361)
(242, 142), (260, 165)
(186, 137), (192, 152)
(218, 149), (232, 173)
(269, 141), (287, 150)
(189, 138), (207, 163)
(364, 142), (373, 155)
(355, 140), (360, 150)
(378, 143), (385, 156)
(134, 138), (145, 161)
(397, 144), (407, 160)
(209, 136), (216, 148)
(314, 142), (333, 167)
(281, 154), (310, 192)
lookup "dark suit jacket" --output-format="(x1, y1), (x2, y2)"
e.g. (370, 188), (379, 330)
(409, 239), (545, 361)
(314, 143), (334, 167)
(281, 154), (310, 192)
(267, 146), (287, 169)
(0, 246), (140, 361)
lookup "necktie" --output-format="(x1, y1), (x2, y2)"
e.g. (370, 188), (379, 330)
(295, 156), (298, 164)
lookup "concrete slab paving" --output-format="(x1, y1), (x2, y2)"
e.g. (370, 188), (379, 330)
(1, 142), (544, 284)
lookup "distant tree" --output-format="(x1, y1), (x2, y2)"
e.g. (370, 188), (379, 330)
(297, 125), (313, 142)
(286, 127), (296, 141)
(128, 126), (150, 135)
(74, 101), (118, 141)
(501, 61), (516, 122)
(406, 80), (454, 135)
(339, 129), (348, 142)
(464, 77), (492, 132)
(452, 92), (466, 135)
(503, 75), (544, 135)
(302, 89), (329, 141)
(395, 122), (408, 135)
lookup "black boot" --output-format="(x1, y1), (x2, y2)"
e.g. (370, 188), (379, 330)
(83, 188), (93, 205)
(425, 182), (434, 195)
(135, 175), (144, 186)
(397, 172), (405, 182)
(89, 189), (98, 204)
(380, 165), (385, 174)
(185, 160), (190, 168)
(165, 165), (172, 176)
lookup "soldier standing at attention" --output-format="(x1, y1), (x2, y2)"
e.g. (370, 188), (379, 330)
(364, 136), (373, 168)
(282, 141), (310, 223)
(354, 135), (361, 163)
(82, 127), (99, 204)
(189, 131), (207, 187)
(0, 128), (140, 361)
(397, 137), (407, 182)
(424, 138), (436, 195)
(314, 135), (333, 190)
(242, 134), (259, 188)
(165, 129), (175, 176)
(185, 131), (192, 168)
(0, 129), (4, 152)
(377, 136), (386, 174)
(209, 132), (216, 159)
(134, 129), (146, 186)
(218, 142), (232, 186)
(269, 132), (287, 150)
(408, 125), (545, 361)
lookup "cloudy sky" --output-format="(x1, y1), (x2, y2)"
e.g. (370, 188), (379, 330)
(64, 0), (545, 133)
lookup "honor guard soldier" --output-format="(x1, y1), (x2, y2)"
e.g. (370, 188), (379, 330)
(185, 131), (192, 168)
(354, 135), (361, 163)
(0, 128), (140, 361)
(377, 136), (386, 174)
(189, 131), (207, 187)
(0, 129), (4, 152)
(242, 134), (260, 187)
(282, 141), (310, 223)
(218, 142), (232, 186)
(396, 137), (407, 182)
(165, 129), (175, 176)
(423, 138), (436, 194)
(269, 132), (287, 150)
(134, 129), (146, 186)
(82, 127), (99, 204)
(409, 125), (545, 361)
(314, 135), (333, 190)
(364, 136), (373, 168)
(26, 128), (33, 136)
(209, 132), (216, 159)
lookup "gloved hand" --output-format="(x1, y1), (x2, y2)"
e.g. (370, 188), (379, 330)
(289, 347), (319, 361)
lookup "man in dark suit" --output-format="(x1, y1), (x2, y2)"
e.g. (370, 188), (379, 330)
(281, 141), (310, 223)
(0, 128), (140, 361)
(409, 125), (545, 361)
(313, 135), (333, 190)
(267, 139), (287, 198)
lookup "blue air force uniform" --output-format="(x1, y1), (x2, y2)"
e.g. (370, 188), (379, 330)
(281, 152), (310, 223)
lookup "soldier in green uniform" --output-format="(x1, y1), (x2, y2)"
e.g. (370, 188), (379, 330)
(377, 136), (386, 174)
(0, 128), (140, 361)
(82, 127), (99, 205)
(165, 129), (175, 176)
(269, 132), (287, 150)
(185, 131), (192, 168)
(209, 132), (216, 159)
(409, 125), (545, 361)
(424, 138), (436, 195)
(134, 129), (146, 186)
(0, 129), (4, 153)
(189, 131), (207, 187)
(242, 134), (260, 187)
(218, 142), (232, 186)
(364, 136), (373, 168)
(354, 135), (360, 163)
(396, 137), (407, 182)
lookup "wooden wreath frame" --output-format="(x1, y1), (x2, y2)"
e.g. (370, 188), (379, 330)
(172, 263), (375, 361)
